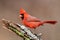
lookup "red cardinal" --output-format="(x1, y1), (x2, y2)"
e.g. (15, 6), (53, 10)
(19, 8), (57, 29)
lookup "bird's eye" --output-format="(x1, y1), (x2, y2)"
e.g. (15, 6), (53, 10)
(20, 14), (24, 16)
(20, 14), (24, 20)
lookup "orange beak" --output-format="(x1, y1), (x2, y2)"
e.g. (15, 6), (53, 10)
(19, 15), (22, 18)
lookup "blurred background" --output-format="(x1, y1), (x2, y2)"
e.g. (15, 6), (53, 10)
(0, 0), (60, 40)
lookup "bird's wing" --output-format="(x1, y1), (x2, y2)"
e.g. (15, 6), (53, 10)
(27, 15), (41, 22)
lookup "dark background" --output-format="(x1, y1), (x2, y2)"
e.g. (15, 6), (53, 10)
(0, 0), (60, 40)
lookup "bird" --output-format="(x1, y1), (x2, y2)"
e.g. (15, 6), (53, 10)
(19, 8), (57, 29)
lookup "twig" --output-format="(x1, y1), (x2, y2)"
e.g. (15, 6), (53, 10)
(2, 19), (30, 40)
(1, 19), (42, 40)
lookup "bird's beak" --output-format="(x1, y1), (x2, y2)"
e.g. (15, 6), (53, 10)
(19, 15), (22, 18)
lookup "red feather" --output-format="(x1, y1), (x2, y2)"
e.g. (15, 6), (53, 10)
(19, 8), (57, 29)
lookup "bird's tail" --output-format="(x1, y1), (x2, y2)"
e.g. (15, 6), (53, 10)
(43, 20), (57, 24)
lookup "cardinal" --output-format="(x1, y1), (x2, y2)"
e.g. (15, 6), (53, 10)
(19, 8), (57, 29)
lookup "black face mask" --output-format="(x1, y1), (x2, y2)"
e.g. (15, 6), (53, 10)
(20, 14), (24, 20)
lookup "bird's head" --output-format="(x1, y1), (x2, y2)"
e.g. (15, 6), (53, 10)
(19, 8), (26, 20)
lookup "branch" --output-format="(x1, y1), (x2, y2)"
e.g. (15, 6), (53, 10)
(1, 19), (42, 40)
